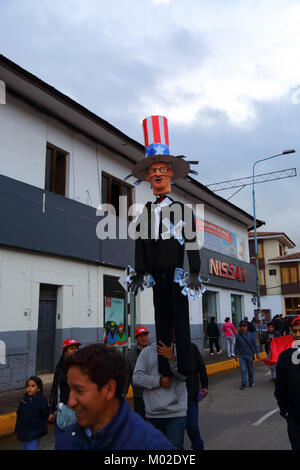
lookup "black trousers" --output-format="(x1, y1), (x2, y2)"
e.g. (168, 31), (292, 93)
(133, 395), (146, 420)
(153, 273), (193, 377)
(209, 338), (220, 353)
(287, 415), (300, 451)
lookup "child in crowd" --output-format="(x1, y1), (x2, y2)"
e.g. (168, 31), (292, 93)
(14, 376), (49, 450)
(260, 322), (281, 382)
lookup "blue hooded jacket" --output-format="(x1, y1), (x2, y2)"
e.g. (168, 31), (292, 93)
(57, 398), (174, 450)
(14, 393), (49, 442)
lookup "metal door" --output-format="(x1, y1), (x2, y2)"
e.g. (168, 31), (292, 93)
(36, 286), (57, 374)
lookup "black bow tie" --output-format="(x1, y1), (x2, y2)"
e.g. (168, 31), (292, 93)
(155, 195), (167, 204)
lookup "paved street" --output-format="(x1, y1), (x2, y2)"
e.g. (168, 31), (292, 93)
(184, 362), (290, 450)
(0, 362), (290, 451)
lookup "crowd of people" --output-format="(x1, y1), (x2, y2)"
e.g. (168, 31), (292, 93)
(13, 328), (208, 451)
(13, 314), (300, 451)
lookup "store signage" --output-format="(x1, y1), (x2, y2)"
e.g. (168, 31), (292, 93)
(209, 258), (247, 282)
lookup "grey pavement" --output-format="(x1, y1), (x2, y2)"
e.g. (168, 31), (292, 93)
(184, 362), (291, 450)
(202, 348), (233, 365)
(0, 362), (291, 450)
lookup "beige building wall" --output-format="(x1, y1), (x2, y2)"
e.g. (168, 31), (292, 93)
(263, 239), (280, 260)
(263, 240), (281, 295)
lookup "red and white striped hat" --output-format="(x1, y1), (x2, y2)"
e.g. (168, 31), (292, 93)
(130, 115), (198, 183)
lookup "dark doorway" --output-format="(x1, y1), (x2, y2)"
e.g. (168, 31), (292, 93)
(36, 284), (57, 374)
(202, 291), (217, 348)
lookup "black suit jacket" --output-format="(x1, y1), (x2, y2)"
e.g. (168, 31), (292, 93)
(134, 198), (200, 275)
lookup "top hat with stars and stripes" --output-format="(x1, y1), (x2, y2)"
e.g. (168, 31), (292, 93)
(128, 115), (199, 184)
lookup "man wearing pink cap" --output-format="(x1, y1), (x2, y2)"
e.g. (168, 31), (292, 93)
(126, 326), (150, 418)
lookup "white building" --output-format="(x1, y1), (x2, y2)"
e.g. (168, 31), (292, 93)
(0, 55), (263, 391)
(248, 231), (299, 319)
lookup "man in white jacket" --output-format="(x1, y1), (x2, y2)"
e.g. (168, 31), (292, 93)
(133, 340), (187, 450)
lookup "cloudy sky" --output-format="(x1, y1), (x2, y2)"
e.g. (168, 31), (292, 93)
(1, 0), (300, 248)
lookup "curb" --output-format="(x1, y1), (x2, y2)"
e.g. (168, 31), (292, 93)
(206, 352), (266, 376)
(0, 412), (16, 439)
(0, 353), (266, 440)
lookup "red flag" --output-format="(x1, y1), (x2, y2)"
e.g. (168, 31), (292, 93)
(262, 335), (294, 365)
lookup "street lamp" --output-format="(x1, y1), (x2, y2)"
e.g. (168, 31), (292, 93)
(252, 149), (296, 342)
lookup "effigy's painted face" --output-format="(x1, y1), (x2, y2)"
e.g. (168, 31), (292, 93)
(145, 162), (173, 195)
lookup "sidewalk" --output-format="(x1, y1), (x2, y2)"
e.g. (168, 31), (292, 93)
(0, 352), (266, 439)
(202, 348), (233, 365)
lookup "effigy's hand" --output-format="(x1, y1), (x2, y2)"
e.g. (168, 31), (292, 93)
(186, 272), (202, 290)
(129, 273), (144, 295)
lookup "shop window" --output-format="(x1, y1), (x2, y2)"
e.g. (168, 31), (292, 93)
(45, 144), (67, 196)
(102, 172), (133, 217)
(103, 276), (135, 352)
(231, 294), (242, 329)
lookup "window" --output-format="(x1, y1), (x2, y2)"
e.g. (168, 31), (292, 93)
(269, 269), (277, 276)
(281, 266), (298, 285)
(102, 172), (133, 217)
(285, 297), (300, 315)
(249, 240), (263, 259)
(45, 144), (67, 196)
(249, 240), (255, 259)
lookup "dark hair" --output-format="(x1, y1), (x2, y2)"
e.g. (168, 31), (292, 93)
(267, 322), (274, 327)
(225, 317), (230, 323)
(210, 317), (216, 321)
(64, 343), (128, 399)
(26, 376), (44, 395)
